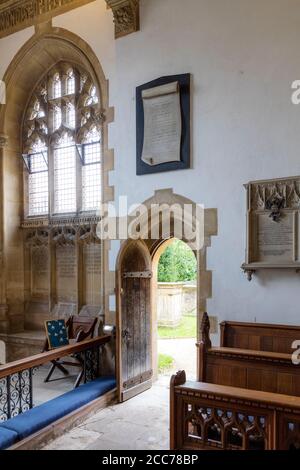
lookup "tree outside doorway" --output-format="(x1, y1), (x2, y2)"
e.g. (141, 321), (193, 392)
(156, 239), (197, 379)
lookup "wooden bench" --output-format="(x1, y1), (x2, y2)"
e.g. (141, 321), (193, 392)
(199, 314), (300, 396)
(170, 370), (300, 450)
(220, 320), (300, 353)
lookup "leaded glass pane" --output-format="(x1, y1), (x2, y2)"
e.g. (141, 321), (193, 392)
(24, 64), (102, 217)
(54, 145), (76, 214)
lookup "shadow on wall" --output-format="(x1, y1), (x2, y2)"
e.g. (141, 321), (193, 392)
(0, 340), (5, 364)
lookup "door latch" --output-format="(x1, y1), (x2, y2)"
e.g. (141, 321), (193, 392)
(122, 329), (132, 342)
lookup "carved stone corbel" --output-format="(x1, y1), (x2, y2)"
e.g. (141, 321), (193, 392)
(243, 268), (256, 282)
(105, 0), (140, 39)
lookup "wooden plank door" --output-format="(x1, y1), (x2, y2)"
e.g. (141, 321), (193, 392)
(117, 241), (152, 402)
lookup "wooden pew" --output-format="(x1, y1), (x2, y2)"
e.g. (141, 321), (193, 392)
(170, 370), (300, 450)
(220, 320), (300, 353)
(198, 314), (300, 397)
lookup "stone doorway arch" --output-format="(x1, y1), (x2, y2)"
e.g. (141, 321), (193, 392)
(115, 189), (217, 402)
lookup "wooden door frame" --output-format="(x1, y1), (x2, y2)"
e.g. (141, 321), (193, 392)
(114, 190), (218, 400)
(115, 239), (152, 402)
(116, 236), (198, 400)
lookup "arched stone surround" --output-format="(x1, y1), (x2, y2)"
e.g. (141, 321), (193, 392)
(114, 188), (218, 382)
(0, 23), (115, 336)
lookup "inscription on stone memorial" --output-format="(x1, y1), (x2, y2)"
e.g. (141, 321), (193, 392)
(85, 245), (101, 275)
(83, 244), (101, 305)
(242, 177), (300, 279)
(31, 246), (49, 296)
(258, 213), (294, 262)
(56, 246), (77, 302)
(56, 246), (76, 278)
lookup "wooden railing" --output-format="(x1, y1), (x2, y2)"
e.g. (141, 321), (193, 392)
(0, 335), (111, 421)
(170, 371), (300, 450)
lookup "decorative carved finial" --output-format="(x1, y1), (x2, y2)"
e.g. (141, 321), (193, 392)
(79, 225), (100, 245)
(105, 0), (140, 39)
(26, 229), (49, 247)
(200, 312), (211, 348)
(171, 370), (186, 387)
(52, 227), (76, 246)
(0, 134), (8, 148)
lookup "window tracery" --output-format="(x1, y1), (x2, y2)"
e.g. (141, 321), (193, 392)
(23, 63), (102, 217)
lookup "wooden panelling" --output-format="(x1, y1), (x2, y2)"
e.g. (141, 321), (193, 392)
(203, 349), (300, 397)
(199, 314), (300, 397)
(220, 321), (300, 354)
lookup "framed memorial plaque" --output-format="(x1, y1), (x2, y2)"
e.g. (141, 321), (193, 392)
(136, 73), (191, 175)
(241, 176), (300, 280)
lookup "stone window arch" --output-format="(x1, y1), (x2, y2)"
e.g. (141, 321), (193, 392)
(23, 62), (103, 217)
(0, 27), (114, 335)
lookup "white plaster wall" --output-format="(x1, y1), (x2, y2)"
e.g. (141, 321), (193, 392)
(1, 0), (300, 327)
(0, 27), (34, 80)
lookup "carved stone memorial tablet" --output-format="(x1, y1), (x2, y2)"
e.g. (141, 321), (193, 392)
(257, 212), (294, 262)
(56, 246), (77, 302)
(31, 246), (49, 297)
(242, 176), (300, 280)
(83, 244), (101, 306)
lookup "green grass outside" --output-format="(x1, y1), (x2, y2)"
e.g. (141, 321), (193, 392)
(158, 314), (196, 339)
(158, 353), (174, 374)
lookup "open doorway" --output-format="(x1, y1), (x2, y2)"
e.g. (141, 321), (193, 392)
(116, 190), (217, 402)
(152, 239), (197, 381)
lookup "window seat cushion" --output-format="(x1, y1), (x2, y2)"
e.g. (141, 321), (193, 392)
(0, 376), (116, 445)
(0, 427), (19, 450)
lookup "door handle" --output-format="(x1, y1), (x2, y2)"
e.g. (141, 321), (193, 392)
(122, 329), (132, 342)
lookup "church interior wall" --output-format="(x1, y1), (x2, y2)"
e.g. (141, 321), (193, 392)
(1, 0), (300, 347)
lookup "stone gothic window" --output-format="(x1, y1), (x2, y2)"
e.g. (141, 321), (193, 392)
(23, 63), (102, 217)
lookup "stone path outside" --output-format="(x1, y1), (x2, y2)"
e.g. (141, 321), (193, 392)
(158, 337), (196, 379)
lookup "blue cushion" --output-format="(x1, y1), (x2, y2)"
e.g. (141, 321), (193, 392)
(0, 427), (19, 450)
(0, 376), (116, 441)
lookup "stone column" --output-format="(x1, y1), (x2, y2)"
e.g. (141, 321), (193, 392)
(0, 134), (9, 332)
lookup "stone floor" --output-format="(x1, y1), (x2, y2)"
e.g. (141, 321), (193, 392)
(43, 374), (171, 450)
(32, 338), (196, 450)
(33, 365), (78, 406)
